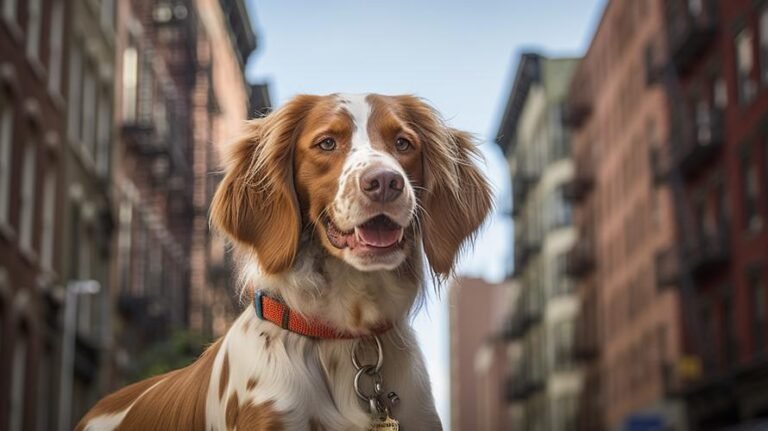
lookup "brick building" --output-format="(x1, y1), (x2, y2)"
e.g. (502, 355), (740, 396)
(449, 277), (514, 431)
(111, 0), (263, 370)
(112, 0), (198, 380)
(658, 0), (768, 428)
(190, 0), (260, 337)
(566, 0), (685, 429)
(0, 0), (117, 429)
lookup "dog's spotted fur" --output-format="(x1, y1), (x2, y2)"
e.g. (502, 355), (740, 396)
(77, 94), (492, 430)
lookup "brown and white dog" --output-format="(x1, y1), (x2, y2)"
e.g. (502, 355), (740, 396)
(77, 93), (492, 431)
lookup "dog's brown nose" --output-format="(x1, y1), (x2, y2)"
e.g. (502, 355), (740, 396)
(360, 168), (404, 203)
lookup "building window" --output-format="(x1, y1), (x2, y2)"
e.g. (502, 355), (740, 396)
(40, 169), (56, 269)
(122, 46), (139, 123)
(688, 0), (703, 16)
(25, 0), (42, 60)
(713, 76), (727, 109)
(736, 28), (757, 105)
(0, 96), (13, 227)
(761, 5), (768, 84)
(19, 143), (37, 252)
(67, 43), (83, 142)
(721, 284), (737, 367)
(81, 62), (97, 158)
(9, 331), (28, 431)
(2, 0), (17, 24)
(100, 0), (114, 29)
(749, 267), (766, 354)
(96, 88), (112, 177)
(741, 148), (762, 232)
(48, 0), (64, 94)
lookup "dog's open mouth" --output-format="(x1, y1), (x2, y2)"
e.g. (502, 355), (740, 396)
(326, 215), (405, 250)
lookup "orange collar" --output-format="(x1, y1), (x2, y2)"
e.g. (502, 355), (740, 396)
(253, 290), (392, 339)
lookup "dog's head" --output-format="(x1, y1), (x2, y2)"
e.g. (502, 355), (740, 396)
(210, 93), (491, 277)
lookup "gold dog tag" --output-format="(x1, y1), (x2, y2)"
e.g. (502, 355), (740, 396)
(370, 415), (400, 431)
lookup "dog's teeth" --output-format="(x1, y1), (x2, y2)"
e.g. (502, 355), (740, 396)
(354, 227), (363, 243)
(398, 229), (404, 243)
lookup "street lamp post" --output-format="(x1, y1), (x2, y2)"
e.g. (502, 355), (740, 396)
(58, 280), (101, 431)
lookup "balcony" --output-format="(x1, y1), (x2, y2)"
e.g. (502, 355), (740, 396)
(574, 311), (599, 361)
(665, 0), (718, 74)
(685, 230), (730, 278)
(514, 233), (543, 273)
(655, 246), (680, 289)
(563, 162), (594, 203)
(566, 239), (595, 278)
(564, 99), (593, 129)
(513, 173), (539, 212)
(650, 145), (674, 184)
(505, 374), (540, 402)
(673, 108), (724, 176)
(522, 289), (544, 328)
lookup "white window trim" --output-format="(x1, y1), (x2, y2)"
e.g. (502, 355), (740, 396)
(0, 98), (14, 232)
(81, 62), (97, 159)
(2, 0), (18, 27)
(26, 0), (43, 62)
(9, 334), (27, 431)
(48, 0), (65, 98)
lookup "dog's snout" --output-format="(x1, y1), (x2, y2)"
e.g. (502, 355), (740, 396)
(360, 168), (404, 203)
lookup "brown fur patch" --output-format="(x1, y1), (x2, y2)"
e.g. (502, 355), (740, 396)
(226, 392), (240, 430)
(219, 351), (230, 400)
(74, 372), (172, 431)
(237, 400), (284, 431)
(210, 96), (329, 274)
(81, 339), (223, 431)
(246, 377), (259, 391)
(385, 95), (492, 275)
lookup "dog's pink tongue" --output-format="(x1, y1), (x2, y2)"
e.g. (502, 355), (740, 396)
(356, 226), (402, 248)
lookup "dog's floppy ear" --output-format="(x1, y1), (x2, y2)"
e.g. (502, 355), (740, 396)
(399, 96), (493, 276)
(210, 95), (317, 274)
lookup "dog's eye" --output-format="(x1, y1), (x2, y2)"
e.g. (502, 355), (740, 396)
(395, 138), (412, 152)
(317, 138), (337, 151)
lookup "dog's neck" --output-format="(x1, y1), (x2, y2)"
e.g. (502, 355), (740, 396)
(240, 238), (423, 336)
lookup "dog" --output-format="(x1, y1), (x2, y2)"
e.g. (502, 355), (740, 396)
(76, 93), (492, 430)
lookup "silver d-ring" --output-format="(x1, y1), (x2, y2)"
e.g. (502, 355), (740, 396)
(354, 365), (377, 401)
(351, 335), (383, 373)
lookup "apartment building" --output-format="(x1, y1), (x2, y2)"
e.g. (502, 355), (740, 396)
(191, 0), (258, 337)
(657, 0), (768, 428)
(112, 0), (197, 380)
(112, 0), (261, 364)
(0, 0), (124, 428)
(60, 0), (118, 427)
(566, 0), (685, 429)
(496, 52), (582, 431)
(0, 0), (72, 429)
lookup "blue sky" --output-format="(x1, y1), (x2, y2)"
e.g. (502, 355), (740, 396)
(245, 0), (605, 426)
